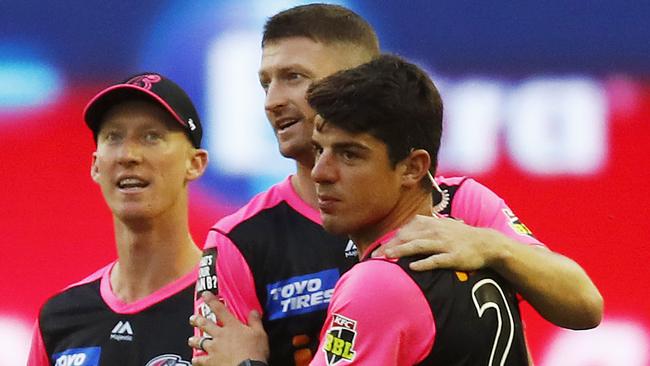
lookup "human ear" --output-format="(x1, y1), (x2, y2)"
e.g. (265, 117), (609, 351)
(401, 149), (431, 188)
(186, 148), (209, 181)
(90, 152), (100, 183)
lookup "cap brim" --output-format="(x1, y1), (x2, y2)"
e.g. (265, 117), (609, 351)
(83, 84), (187, 134)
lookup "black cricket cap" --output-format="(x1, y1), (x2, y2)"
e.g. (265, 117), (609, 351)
(83, 72), (203, 148)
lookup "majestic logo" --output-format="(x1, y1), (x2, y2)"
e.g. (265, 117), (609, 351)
(502, 208), (534, 237)
(126, 74), (162, 90)
(266, 269), (339, 320)
(145, 354), (191, 366)
(53, 347), (101, 366)
(323, 314), (357, 365)
(110, 320), (134, 342)
(344, 240), (358, 258)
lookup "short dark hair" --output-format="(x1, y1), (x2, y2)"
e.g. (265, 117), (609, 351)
(307, 54), (443, 185)
(262, 3), (379, 57)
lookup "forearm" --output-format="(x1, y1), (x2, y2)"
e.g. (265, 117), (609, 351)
(482, 228), (603, 329)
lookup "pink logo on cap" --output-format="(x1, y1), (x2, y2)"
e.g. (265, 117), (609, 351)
(125, 74), (162, 90)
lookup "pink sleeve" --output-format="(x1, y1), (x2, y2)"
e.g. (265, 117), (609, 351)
(213, 229), (263, 319)
(193, 229), (263, 357)
(27, 319), (50, 366)
(451, 178), (544, 246)
(310, 260), (435, 366)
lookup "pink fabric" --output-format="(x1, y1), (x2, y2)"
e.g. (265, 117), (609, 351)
(100, 262), (198, 314)
(27, 319), (49, 366)
(202, 175), (318, 322)
(194, 230), (262, 357)
(310, 253), (435, 365)
(207, 230), (263, 322)
(215, 176), (321, 234)
(194, 176), (321, 358)
(65, 262), (111, 290)
(359, 229), (398, 260)
(27, 263), (112, 365)
(438, 176), (544, 246)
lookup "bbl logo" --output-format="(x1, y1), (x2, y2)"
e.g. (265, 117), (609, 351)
(323, 314), (357, 365)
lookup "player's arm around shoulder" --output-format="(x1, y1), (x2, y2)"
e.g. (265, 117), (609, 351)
(379, 177), (603, 329)
(486, 230), (603, 329)
(455, 178), (603, 329)
(310, 260), (435, 366)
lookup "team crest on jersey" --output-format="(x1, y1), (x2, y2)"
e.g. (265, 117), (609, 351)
(323, 313), (357, 365)
(145, 354), (191, 366)
(502, 208), (534, 237)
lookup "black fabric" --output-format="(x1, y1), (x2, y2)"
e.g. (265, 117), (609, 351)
(39, 278), (194, 365)
(393, 256), (529, 365)
(223, 201), (356, 366)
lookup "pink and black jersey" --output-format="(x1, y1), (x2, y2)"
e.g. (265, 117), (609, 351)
(311, 232), (529, 365)
(28, 262), (196, 366)
(195, 177), (356, 365)
(195, 176), (541, 365)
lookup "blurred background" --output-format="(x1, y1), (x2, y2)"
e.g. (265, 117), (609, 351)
(1, 1), (649, 365)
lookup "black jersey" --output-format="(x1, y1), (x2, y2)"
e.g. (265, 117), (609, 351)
(195, 177), (356, 365)
(312, 233), (529, 365)
(195, 176), (541, 365)
(29, 263), (196, 366)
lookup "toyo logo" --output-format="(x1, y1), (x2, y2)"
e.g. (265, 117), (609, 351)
(266, 269), (339, 320)
(53, 347), (101, 366)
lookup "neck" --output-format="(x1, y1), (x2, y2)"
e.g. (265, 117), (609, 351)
(110, 206), (200, 303)
(291, 159), (318, 209)
(352, 190), (433, 257)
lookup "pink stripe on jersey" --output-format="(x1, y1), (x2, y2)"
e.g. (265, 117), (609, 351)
(63, 262), (113, 291)
(214, 176), (321, 234)
(27, 319), (50, 366)
(193, 231), (263, 358)
(359, 229), (398, 261)
(435, 175), (466, 187)
(208, 230), (263, 320)
(100, 262), (198, 314)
